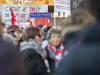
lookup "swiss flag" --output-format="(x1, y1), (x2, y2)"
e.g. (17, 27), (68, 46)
(11, 7), (16, 25)
(34, 18), (51, 27)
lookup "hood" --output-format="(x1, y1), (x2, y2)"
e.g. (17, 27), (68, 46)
(20, 39), (40, 51)
(20, 39), (47, 58)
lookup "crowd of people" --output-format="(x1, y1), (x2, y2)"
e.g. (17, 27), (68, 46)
(0, 0), (100, 75)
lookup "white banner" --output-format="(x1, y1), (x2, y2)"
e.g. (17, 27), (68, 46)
(0, 4), (48, 28)
(54, 0), (70, 13)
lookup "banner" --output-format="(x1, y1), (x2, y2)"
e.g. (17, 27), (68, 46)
(30, 13), (51, 18)
(0, 4), (48, 28)
(54, 0), (70, 13)
(34, 18), (51, 26)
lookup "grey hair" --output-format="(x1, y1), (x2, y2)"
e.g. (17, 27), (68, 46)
(47, 28), (61, 41)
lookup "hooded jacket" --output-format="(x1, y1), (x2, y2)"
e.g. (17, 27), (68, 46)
(21, 49), (48, 75)
(20, 39), (47, 59)
(53, 23), (100, 75)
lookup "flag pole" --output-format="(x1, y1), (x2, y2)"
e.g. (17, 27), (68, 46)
(54, 14), (56, 28)
(54, 0), (56, 28)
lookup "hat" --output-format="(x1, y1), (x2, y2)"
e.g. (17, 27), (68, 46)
(7, 25), (20, 32)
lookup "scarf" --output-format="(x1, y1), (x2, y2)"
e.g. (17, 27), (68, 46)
(47, 44), (64, 65)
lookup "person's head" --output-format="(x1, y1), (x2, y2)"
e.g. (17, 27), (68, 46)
(61, 10), (95, 37)
(83, 0), (100, 21)
(14, 30), (22, 40)
(7, 25), (21, 40)
(62, 10), (95, 29)
(24, 26), (42, 44)
(47, 28), (62, 47)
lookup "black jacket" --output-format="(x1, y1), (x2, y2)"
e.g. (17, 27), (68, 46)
(0, 39), (25, 75)
(63, 31), (82, 51)
(21, 49), (48, 75)
(53, 23), (100, 75)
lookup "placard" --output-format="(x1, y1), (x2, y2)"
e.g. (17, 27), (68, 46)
(0, 4), (48, 27)
(54, 0), (70, 13)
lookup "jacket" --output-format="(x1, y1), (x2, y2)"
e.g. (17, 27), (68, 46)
(0, 39), (26, 75)
(53, 23), (100, 75)
(20, 39), (47, 58)
(21, 49), (48, 75)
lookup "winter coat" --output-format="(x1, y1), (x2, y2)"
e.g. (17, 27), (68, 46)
(0, 39), (26, 75)
(2, 33), (14, 44)
(46, 44), (64, 73)
(21, 48), (48, 75)
(53, 23), (100, 75)
(20, 39), (47, 58)
(62, 25), (85, 51)
(63, 31), (82, 51)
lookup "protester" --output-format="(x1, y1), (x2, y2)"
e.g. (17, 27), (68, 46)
(21, 48), (48, 75)
(7, 25), (22, 48)
(0, 40), (27, 75)
(61, 10), (95, 51)
(7, 25), (21, 40)
(46, 28), (64, 72)
(20, 26), (47, 58)
(0, 19), (14, 45)
(20, 26), (48, 75)
(0, 17), (26, 75)
(53, 0), (100, 75)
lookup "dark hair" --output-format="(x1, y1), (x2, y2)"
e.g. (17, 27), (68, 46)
(37, 24), (44, 29)
(83, 0), (100, 21)
(24, 26), (40, 41)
